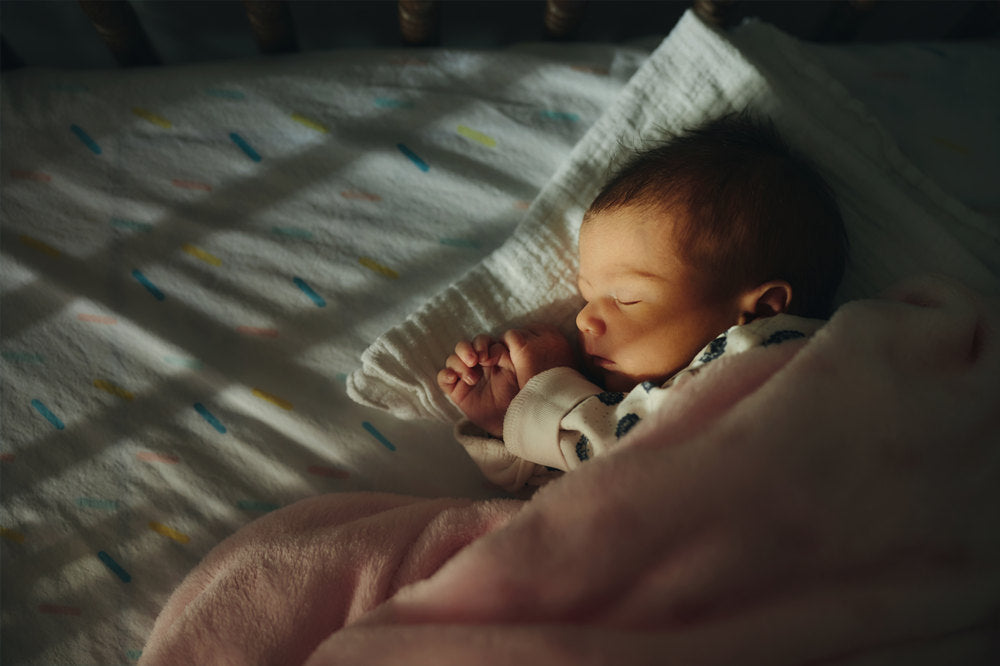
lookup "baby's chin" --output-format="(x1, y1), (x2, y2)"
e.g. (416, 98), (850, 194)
(600, 370), (640, 393)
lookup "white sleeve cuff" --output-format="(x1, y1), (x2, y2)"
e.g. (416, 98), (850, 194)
(502, 367), (602, 469)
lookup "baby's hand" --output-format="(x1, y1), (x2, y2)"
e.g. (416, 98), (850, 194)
(503, 324), (576, 388)
(438, 335), (520, 438)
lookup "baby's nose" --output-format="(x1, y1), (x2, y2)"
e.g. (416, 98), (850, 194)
(576, 303), (605, 336)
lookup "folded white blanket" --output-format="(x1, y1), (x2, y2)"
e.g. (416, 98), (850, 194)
(347, 10), (1000, 423)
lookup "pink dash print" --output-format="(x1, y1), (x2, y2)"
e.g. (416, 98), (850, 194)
(136, 452), (179, 464)
(38, 604), (82, 616)
(171, 179), (212, 192)
(307, 465), (350, 479)
(237, 326), (279, 338)
(341, 189), (381, 202)
(9, 170), (52, 182)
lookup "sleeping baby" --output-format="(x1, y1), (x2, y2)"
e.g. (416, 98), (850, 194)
(438, 111), (848, 492)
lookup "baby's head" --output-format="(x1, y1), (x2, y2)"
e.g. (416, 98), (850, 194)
(576, 111), (846, 391)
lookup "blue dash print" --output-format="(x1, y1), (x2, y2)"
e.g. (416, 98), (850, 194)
(193, 403), (227, 434)
(70, 125), (102, 154)
(97, 550), (132, 583)
(293, 277), (326, 307)
(31, 399), (65, 430)
(397, 143), (429, 172)
(362, 421), (396, 451)
(230, 133), (262, 162)
(132, 269), (165, 301)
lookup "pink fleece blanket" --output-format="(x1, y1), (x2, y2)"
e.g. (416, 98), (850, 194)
(140, 276), (1000, 665)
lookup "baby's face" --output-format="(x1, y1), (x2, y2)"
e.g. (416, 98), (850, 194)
(576, 206), (743, 392)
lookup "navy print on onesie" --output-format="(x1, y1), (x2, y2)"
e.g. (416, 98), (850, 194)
(763, 330), (806, 347)
(615, 413), (640, 438)
(576, 435), (592, 461)
(698, 334), (727, 364)
(597, 391), (625, 405)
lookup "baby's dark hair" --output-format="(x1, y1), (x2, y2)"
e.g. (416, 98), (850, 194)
(586, 111), (847, 318)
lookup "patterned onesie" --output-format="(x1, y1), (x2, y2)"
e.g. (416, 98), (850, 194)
(455, 313), (826, 492)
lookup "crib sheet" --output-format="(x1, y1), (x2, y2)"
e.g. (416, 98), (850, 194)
(0, 42), (650, 665)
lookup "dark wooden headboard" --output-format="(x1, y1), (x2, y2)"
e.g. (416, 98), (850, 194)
(2, 0), (997, 71)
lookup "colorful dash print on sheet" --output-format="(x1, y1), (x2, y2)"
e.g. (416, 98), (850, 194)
(359, 256), (399, 279)
(456, 125), (496, 148)
(397, 143), (429, 172)
(132, 269), (165, 300)
(293, 277), (326, 307)
(375, 97), (414, 109)
(97, 551), (131, 582)
(193, 403), (227, 434)
(172, 179), (212, 192)
(149, 521), (190, 544)
(230, 132), (262, 162)
(76, 497), (120, 511)
(70, 124), (102, 154)
(19, 235), (61, 258)
(9, 169), (52, 182)
(290, 113), (328, 133)
(2, 351), (45, 364)
(111, 218), (153, 233)
(341, 189), (381, 202)
(136, 452), (179, 464)
(237, 326), (279, 338)
(252, 388), (293, 411)
(1, 527), (26, 544)
(77, 313), (118, 325)
(31, 399), (65, 430)
(307, 465), (350, 479)
(271, 226), (314, 240)
(182, 243), (222, 266)
(131, 107), (172, 129)
(94, 379), (135, 401)
(539, 110), (580, 122)
(38, 604), (82, 616)
(362, 421), (396, 451)
(163, 356), (202, 369)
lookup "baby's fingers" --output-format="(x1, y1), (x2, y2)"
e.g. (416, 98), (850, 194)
(445, 353), (482, 385)
(454, 340), (479, 368)
(472, 334), (499, 365)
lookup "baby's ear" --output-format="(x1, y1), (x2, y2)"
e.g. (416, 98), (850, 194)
(739, 280), (792, 323)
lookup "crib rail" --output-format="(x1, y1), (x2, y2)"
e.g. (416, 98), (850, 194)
(2, 0), (997, 71)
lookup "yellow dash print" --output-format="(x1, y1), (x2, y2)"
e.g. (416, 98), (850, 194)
(1, 527), (26, 544)
(252, 388), (294, 411)
(19, 235), (61, 257)
(932, 136), (970, 156)
(359, 256), (399, 279)
(149, 521), (190, 544)
(94, 379), (135, 401)
(182, 243), (222, 266)
(456, 125), (496, 148)
(291, 113), (329, 133)
(132, 107), (172, 129)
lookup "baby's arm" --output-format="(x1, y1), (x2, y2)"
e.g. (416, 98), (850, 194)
(437, 334), (519, 438)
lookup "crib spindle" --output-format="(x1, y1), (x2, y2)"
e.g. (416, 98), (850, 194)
(398, 0), (440, 46)
(544, 0), (587, 40)
(78, 0), (159, 67)
(243, 1), (298, 54)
